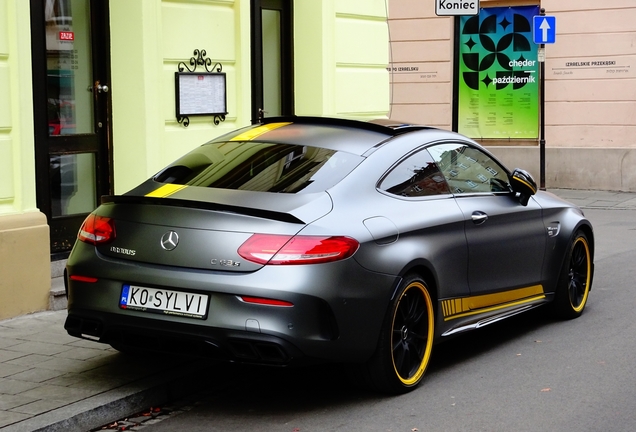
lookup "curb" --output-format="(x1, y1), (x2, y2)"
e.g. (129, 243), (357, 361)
(1, 361), (203, 432)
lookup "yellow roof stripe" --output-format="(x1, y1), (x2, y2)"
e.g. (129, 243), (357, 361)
(145, 184), (187, 198)
(230, 122), (292, 141)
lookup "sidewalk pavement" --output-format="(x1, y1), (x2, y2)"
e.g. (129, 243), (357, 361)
(549, 188), (636, 210)
(1, 188), (635, 432)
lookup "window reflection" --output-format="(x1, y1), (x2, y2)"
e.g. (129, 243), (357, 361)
(154, 141), (363, 194)
(45, 0), (93, 136)
(262, 9), (282, 117)
(50, 154), (96, 216)
(379, 149), (450, 197)
(428, 143), (511, 194)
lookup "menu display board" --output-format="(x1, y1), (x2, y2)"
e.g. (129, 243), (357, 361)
(175, 72), (227, 117)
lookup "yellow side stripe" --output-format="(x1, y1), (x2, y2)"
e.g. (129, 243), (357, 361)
(145, 184), (187, 198)
(468, 285), (543, 309)
(442, 285), (545, 321)
(230, 122), (292, 141)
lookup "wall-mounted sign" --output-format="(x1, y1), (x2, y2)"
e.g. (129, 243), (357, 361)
(456, 5), (540, 139)
(59, 31), (74, 41)
(550, 58), (633, 79)
(436, 0), (479, 16)
(175, 49), (227, 127)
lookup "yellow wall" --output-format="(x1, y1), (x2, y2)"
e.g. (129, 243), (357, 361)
(296, 0), (390, 118)
(111, 0), (390, 194)
(0, 0), (391, 319)
(0, 0), (51, 320)
(335, 0), (389, 118)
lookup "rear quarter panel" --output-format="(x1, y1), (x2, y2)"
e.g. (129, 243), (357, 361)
(302, 131), (471, 301)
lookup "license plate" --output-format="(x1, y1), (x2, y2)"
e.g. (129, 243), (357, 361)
(119, 285), (209, 319)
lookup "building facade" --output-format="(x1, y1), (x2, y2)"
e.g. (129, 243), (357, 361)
(0, 0), (390, 319)
(388, 0), (636, 191)
(7, 0), (631, 320)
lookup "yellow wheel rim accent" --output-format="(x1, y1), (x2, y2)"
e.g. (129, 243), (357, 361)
(571, 236), (591, 313)
(391, 281), (435, 386)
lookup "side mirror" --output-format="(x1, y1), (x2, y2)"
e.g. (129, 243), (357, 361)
(510, 168), (537, 206)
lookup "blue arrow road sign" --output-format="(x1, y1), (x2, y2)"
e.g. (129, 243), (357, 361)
(533, 15), (556, 44)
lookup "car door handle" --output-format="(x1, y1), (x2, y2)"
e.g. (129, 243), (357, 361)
(471, 211), (488, 225)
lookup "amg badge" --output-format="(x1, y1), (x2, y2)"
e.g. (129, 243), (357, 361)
(110, 246), (136, 256)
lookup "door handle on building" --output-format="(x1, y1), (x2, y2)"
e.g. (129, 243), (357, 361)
(91, 81), (109, 93)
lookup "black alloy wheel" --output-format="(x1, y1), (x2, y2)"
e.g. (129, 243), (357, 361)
(364, 274), (435, 394)
(552, 231), (592, 319)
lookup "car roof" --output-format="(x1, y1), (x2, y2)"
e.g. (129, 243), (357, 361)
(211, 116), (438, 156)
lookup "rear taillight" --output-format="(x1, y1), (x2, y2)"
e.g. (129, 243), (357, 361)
(238, 234), (359, 265)
(78, 214), (115, 245)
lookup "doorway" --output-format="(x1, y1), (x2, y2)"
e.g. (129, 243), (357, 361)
(30, 0), (113, 257)
(251, 0), (294, 123)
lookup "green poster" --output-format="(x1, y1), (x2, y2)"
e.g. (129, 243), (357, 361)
(458, 6), (540, 139)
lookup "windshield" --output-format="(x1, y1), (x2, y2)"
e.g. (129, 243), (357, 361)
(153, 141), (363, 194)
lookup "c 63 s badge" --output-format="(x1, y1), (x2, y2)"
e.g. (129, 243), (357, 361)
(211, 259), (241, 267)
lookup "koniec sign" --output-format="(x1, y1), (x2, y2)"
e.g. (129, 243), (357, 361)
(436, 0), (479, 16)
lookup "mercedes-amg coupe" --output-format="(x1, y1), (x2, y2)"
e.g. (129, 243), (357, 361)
(64, 117), (594, 393)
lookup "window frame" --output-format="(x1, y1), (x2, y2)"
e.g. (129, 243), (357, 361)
(376, 146), (453, 200)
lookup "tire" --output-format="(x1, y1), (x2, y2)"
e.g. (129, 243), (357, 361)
(364, 274), (435, 394)
(551, 231), (592, 319)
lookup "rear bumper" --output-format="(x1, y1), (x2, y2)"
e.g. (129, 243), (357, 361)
(65, 310), (306, 365)
(65, 247), (400, 364)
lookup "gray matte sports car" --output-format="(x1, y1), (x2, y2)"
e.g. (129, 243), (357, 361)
(64, 117), (594, 393)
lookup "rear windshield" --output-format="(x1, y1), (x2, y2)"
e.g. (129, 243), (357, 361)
(153, 141), (363, 194)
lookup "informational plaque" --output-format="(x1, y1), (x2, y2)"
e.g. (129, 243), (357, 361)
(175, 72), (227, 117)
(456, 6), (540, 139)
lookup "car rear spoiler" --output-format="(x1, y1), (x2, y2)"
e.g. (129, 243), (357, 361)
(100, 195), (306, 225)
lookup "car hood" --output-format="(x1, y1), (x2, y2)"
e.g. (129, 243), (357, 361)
(92, 184), (333, 272)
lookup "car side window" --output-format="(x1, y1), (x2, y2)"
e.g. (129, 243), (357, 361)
(427, 143), (511, 195)
(379, 149), (450, 197)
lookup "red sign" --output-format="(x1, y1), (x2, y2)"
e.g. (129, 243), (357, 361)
(59, 31), (75, 41)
